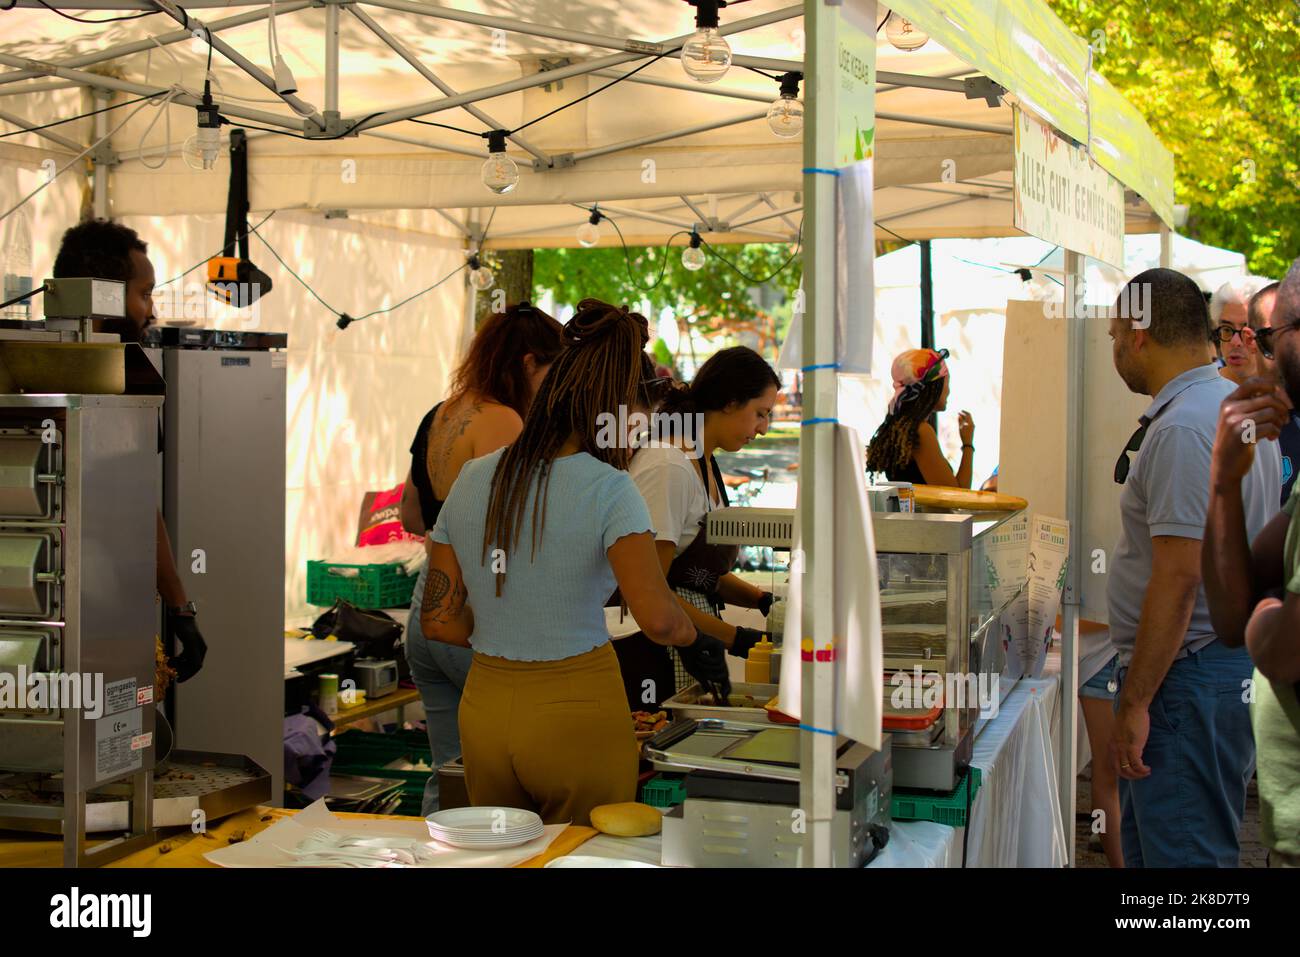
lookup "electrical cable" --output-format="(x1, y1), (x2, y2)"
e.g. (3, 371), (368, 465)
(155, 209), (277, 287)
(410, 119), (483, 136)
(223, 111), (386, 141)
(698, 218), (802, 283)
(508, 54), (669, 136)
(31, 0), (158, 23)
(602, 214), (689, 294)
(246, 221), (343, 316)
(0, 94), (154, 139)
(0, 284), (44, 312)
(874, 221), (917, 247)
(353, 262), (468, 321)
(0, 93), (161, 224)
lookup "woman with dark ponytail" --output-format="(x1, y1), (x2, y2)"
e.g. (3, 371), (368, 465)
(617, 346), (782, 706)
(418, 299), (706, 826)
(865, 347), (976, 488)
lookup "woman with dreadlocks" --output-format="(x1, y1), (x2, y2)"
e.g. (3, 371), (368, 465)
(865, 347), (976, 488)
(420, 300), (718, 825)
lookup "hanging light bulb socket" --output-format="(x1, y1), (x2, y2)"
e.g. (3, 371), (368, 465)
(577, 206), (603, 247)
(481, 130), (519, 194)
(767, 71), (804, 138)
(194, 82), (222, 170)
(467, 253), (495, 291)
(681, 230), (706, 271)
(681, 0), (732, 84)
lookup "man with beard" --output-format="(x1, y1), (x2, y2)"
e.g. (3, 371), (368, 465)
(52, 219), (207, 683)
(1106, 268), (1281, 867)
(1245, 281), (1300, 505)
(1205, 257), (1300, 868)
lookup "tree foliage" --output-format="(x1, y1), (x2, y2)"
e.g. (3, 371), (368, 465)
(532, 240), (802, 363)
(1048, 0), (1300, 277)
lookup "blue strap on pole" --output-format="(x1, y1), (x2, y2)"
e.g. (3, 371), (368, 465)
(801, 362), (840, 372)
(798, 723), (839, 736)
(800, 417), (838, 427)
(802, 167), (841, 176)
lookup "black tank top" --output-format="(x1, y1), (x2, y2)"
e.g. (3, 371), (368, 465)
(885, 457), (927, 486)
(408, 403), (447, 528)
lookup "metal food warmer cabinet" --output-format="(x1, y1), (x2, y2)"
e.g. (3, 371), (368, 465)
(707, 505), (1025, 792)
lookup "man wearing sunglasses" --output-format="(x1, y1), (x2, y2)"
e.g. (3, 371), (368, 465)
(1106, 267), (1281, 868)
(1205, 259), (1300, 869)
(1211, 277), (1274, 386)
(1245, 281), (1300, 506)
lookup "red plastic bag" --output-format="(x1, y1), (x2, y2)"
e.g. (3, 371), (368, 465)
(355, 484), (421, 546)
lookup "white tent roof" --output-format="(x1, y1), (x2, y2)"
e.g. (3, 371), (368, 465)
(0, 0), (1171, 249)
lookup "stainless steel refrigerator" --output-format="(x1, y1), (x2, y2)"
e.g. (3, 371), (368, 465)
(146, 328), (287, 800)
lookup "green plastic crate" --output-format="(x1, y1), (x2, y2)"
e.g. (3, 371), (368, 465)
(307, 560), (419, 609)
(331, 729), (435, 818)
(640, 774), (687, 808)
(891, 767), (983, 828)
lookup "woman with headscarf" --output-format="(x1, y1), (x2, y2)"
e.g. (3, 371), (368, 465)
(865, 347), (976, 488)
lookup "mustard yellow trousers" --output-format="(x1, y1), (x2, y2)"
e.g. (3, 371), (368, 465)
(458, 642), (639, 826)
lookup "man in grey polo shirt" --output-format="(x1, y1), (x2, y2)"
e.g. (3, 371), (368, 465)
(1106, 267), (1281, 868)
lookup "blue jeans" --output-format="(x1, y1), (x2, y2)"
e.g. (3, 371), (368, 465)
(405, 563), (473, 816)
(1115, 640), (1255, 868)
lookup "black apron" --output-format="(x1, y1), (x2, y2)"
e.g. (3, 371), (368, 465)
(613, 454), (738, 709)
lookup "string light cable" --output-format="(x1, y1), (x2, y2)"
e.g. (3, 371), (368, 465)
(0, 92), (168, 225)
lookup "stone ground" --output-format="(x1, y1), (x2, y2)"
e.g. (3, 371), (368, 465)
(1074, 763), (1267, 867)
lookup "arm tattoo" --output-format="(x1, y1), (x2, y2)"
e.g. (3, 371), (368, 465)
(424, 567), (468, 626)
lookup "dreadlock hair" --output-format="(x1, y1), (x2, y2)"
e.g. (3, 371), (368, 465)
(865, 377), (946, 477)
(448, 301), (563, 417)
(481, 298), (649, 596)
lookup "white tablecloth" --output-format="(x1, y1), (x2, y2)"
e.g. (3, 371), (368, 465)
(566, 672), (1064, 867)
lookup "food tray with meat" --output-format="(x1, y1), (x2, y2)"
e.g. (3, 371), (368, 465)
(662, 682), (779, 722)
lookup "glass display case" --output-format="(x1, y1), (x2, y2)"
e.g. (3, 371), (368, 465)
(876, 510), (1024, 791)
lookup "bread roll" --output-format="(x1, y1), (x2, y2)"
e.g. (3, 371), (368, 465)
(589, 802), (662, 837)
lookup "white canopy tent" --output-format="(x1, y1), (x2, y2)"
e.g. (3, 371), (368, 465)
(0, 0), (1180, 867)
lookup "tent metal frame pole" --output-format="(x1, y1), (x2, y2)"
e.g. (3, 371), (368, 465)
(115, 127), (275, 161)
(730, 204), (802, 230)
(568, 109), (768, 163)
(876, 111), (1012, 136)
(894, 184), (1012, 202)
(360, 0), (803, 73)
(590, 202), (695, 231)
(679, 195), (710, 224)
(876, 193), (987, 224)
(1159, 222), (1173, 267)
(348, 6), (549, 164)
(325, 2), (340, 115)
(92, 90), (110, 217)
(149, 2), (325, 127)
(360, 128), (489, 159)
(1061, 248), (1085, 868)
(347, 3), (802, 133)
(726, 194), (771, 221)
(800, 0), (836, 870)
(8, 0), (272, 7)
(760, 192), (799, 232)
(876, 70), (968, 93)
(590, 69), (772, 105)
(0, 80), (87, 96)
(0, 105), (83, 152)
(434, 208), (472, 237)
(0, 2), (311, 87)
(0, 52), (309, 131)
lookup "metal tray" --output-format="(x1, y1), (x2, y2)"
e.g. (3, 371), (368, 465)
(662, 682), (779, 722)
(0, 748), (272, 834)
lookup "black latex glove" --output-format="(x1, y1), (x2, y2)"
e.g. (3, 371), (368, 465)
(730, 626), (769, 659)
(168, 613), (208, 683)
(679, 634), (732, 703)
(756, 591), (775, 617)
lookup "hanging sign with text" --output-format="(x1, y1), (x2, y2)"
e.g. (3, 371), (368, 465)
(1013, 107), (1125, 269)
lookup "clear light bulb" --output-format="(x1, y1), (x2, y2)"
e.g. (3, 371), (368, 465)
(481, 152), (519, 194)
(470, 265), (495, 291)
(576, 220), (601, 247)
(767, 94), (804, 138)
(885, 11), (929, 51)
(681, 245), (706, 271)
(680, 27), (732, 83)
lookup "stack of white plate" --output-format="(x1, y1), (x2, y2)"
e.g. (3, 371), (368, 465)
(425, 807), (544, 849)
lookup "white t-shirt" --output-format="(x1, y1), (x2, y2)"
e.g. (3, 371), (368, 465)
(629, 442), (718, 555)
